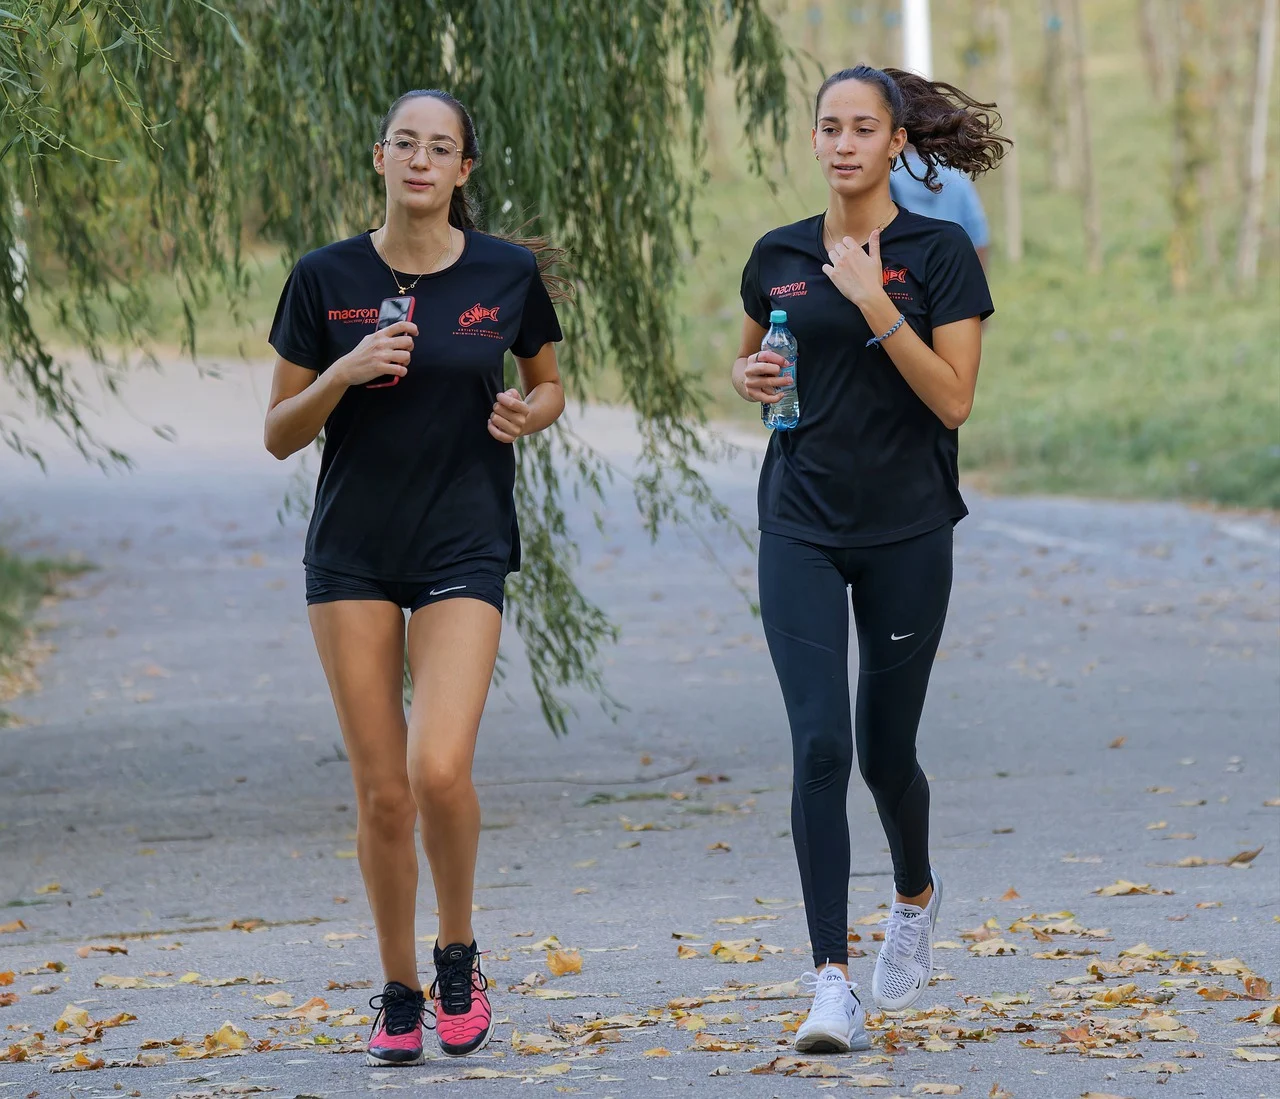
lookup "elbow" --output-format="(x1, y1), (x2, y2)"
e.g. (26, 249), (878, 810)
(263, 426), (291, 462)
(940, 398), (973, 431)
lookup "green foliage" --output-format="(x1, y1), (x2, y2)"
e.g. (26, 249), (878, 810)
(1, 0), (793, 731)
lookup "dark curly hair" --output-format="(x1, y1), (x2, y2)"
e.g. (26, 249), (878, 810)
(814, 65), (1011, 193)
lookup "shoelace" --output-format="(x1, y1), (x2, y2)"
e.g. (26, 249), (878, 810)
(430, 948), (490, 1016)
(800, 969), (856, 1014)
(882, 910), (925, 968)
(368, 986), (425, 1037)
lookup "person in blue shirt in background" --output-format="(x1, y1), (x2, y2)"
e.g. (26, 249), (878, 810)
(890, 147), (990, 270)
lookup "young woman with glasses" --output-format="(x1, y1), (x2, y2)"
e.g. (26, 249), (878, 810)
(264, 89), (566, 1067)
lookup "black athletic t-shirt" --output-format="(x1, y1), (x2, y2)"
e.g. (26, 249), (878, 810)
(740, 208), (993, 547)
(269, 230), (562, 581)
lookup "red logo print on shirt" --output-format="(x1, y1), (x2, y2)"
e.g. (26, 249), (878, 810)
(459, 303), (501, 327)
(328, 307), (379, 324)
(769, 281), (807, 300)
(881, 266), (909, 285)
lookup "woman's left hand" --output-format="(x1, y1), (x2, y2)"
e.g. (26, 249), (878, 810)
(488, 388), (531, 443)
(822, 228), (887, 309)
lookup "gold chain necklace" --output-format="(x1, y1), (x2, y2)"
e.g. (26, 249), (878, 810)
(822, 207), (896, 252)
(372, 227), (453, 295)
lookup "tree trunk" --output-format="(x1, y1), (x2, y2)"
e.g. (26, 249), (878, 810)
(993, 3), (1023, 263)
(1238, 0), (1278, 290)
(1064, 0), (1103, 272)
(1040, 0), (1073, 191)
(1139, 0), (1173, 101)
(1169, 3), (1199, 293)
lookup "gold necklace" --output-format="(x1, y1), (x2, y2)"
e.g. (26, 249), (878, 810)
(372, 227), (453, 295)
(822, 207), (897, 252)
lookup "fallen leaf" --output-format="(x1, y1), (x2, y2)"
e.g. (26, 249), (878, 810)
(710, 939), (763, 963)
(1147, 821), (1168, 830)
(969, 938), (1019, 956)
(326, 979), (372, 991)
(677, 944), (700, 959)
(1000, 888), (1021, 901)
(913, 1085), (962, 1095)
(1147, 786), (1174, 794)
(546, 949), (582, 977)
(1195, 901), (1222, 909)
(0, 993), (16, 1008)
(923, 1036), (954, 1052)
(1108, 737), (1126, 749)
(50, 1051), (106, 1072)
(1228, 846), (1264, 867)
(76, 944), (128, 958)
(35, 882), (61, 895)
(644, 1047), (672, 1056)
(1243, 976), (1273, 1000)
(0, 972), (11, 986)
(322, 932), (365, 942)
(55, 1005), (92, 1031)
(1235, 1048), (1280, 1061)
(1094, 880), (1172, 897)
(259, 991), (294, 1008)
(714, 914), (779, 925)
(1134, 1061), (1185, 1074)
(0, 920), (27, 934)
(708, 842), (731, 853)
(989, 1086), (1013, 1099)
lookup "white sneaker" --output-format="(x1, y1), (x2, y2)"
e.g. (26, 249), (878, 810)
(794, 966), (871, 1053)
(872, 870), (943, 1012)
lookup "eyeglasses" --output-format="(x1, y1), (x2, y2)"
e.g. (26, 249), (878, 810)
(383, 135), (462, 166)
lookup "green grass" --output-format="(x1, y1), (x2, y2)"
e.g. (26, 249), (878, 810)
(0, 548), (58, 663)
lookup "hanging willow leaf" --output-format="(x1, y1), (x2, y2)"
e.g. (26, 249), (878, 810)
(1, 0), (793, 730)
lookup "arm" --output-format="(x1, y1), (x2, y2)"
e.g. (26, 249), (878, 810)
(822, 230), (983, 430)
(731, 314), (791, 404)
(854, 293), (981, 430)
(488, 341), (565, 443)
(263, 319), (417, 459)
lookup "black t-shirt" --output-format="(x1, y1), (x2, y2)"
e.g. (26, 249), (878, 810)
(740, 208), (993, 547)
(269, 230), (562, 581)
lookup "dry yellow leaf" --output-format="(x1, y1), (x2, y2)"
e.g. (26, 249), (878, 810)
(644, 1047), (672, 1056)
(968, 938), (1019, 957)
(913, 1085), (962, 1095)
(0, 971), (12, 986)
(714, 914), (779, 925)
(1094, 880), (1172, 897)
(205, 1022), (249, 1052)
(54, 1004), (91, 1032)
(259, 991), (294, 1008)
(677, 1014), (707, 1031)
(536, 1063), (572, 1075)
(999, 888), (1020, 901)
(989, 1086), (1013, 1099)
(76, 944), (127, 958)
(693, 1033), (745, 1052)
(0, 920), (27, 934)
(1236, 1048), (1280, 1061)
(710, 939), (763, 963)
(848, 1075), (895, 1088)
(35, 883), (61, 895)
(50, 1051), (105, 1072)
(853, 913), (888, 926)
(1146, 821), (1168, 830)
(677, 944), (700, 959)
(922, 1036), (954, 1052)
(546, 949), (582, 977)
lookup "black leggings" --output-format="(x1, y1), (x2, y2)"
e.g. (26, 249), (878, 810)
(758, 523), (953, 967)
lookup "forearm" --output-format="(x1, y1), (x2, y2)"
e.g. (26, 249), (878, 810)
(731, 356), (751, 401)
(265, 368), (349, 459)
(859, 291), (974, 429)
(520, 380), (565, 436)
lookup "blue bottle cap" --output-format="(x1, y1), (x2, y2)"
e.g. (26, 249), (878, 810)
(769, 309), (788, 324)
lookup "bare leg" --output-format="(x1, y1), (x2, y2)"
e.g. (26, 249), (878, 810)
(405, 598), (502, 948)
(309, 600), (419, 987)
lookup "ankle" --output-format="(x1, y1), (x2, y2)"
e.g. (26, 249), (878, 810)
(895, 884), (933, 908)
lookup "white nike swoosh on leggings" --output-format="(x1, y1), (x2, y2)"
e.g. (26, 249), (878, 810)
(890, 632), (914, 641)
(429, 585), (467, 596)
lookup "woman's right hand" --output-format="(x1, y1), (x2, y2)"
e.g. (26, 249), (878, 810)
(333, 320), (418, 386)
(740, 349), (792, 404)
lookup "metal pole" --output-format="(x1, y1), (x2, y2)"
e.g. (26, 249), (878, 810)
(902, 0), (933, 77)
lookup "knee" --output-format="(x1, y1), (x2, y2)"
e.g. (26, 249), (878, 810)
(409, 758), (472, 810)
(357, 782), (416, 840)
(795, 726), (854, 789)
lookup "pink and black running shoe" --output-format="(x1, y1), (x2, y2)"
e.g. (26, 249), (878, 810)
(366, 980), (427, 1066)
(431, 941), (494, 1057)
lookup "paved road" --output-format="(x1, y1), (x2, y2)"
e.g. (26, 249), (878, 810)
(1, 363), (1277, 1098)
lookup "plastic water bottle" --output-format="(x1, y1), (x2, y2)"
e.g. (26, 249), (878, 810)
(761, 309), (799, 431)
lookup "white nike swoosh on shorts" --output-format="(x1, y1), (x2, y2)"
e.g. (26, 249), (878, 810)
(429, 585), (468, 596)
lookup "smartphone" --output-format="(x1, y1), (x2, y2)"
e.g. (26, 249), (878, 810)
(365, 295), (415, 388)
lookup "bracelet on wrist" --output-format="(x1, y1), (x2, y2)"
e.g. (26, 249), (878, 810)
(866, 313), (905, 348)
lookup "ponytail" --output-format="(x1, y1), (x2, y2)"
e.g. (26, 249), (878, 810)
(815, 65), (1011, 192)
(379, 89), (572, 303)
